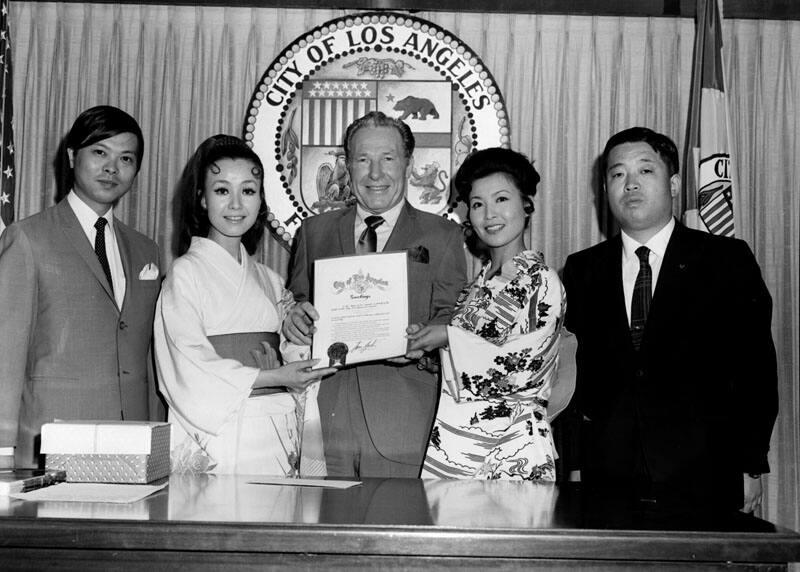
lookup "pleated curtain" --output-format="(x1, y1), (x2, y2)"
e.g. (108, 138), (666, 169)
(9, 3), (800, 532)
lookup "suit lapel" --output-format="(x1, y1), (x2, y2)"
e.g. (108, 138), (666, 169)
(647, 223), (692, 336)
(115, 221), (132, 312)
(602, 236), (634, 350)
(337, 207), (358, 255)
(384, 201), (416, 251)
(56, 200), (117, 306)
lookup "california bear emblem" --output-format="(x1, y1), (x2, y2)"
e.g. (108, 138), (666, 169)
(393, 96), (440, 121)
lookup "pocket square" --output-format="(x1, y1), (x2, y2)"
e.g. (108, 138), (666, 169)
(138, 262), (160, 280)
(408, 245), (430, 264)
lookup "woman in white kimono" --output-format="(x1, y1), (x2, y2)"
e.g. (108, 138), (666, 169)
(407, 148), (565, 480)
(154, 135), (335, 475)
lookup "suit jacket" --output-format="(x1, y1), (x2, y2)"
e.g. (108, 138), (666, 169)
(0, 199), (161, 468)
(563, 222), (778, 509)
(287, 201), (467, 468)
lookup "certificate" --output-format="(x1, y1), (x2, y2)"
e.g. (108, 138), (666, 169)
(312, 251), (408, 367)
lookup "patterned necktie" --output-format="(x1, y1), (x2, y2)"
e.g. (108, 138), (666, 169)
(630, 246), (651, 351)
(94, 217), (114, 293)
(357, 215), (385, 254)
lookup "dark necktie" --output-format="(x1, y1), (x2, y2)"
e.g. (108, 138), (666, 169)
(357, 215), (385, 254)
(630, 246), (651, 351)
(94, 217), (114, 293)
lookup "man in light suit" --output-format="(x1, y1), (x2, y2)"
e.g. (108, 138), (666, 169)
(563, 127), (778, 511)
(283, 111), (467, 478)
(0, 106), (161, 469)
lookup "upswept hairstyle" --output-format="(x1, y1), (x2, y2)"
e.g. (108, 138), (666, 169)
(61, 105), (145, 194)
(600, 127), (680, 179)
(343, 111), (415, 163)
(453, 147), (540, 213)
(178, 134), (268, 256)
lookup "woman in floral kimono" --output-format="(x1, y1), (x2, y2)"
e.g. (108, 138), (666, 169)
(408, 147), (565, 480)
(154, 135), (335, 475)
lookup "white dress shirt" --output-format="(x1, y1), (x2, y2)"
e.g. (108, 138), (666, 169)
(354, 200), (404, 253)
(621, 217), (675, 326)
(67, 191), (127, 309)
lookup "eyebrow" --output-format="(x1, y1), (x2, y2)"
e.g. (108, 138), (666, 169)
(93, 142), (138, 156)
(606, 157), (657, 172)
(210, 178), (259, 184)
(470, 188), (512, 201)
(358, 148), (397, 154)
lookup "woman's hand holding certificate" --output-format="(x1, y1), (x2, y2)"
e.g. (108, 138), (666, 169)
(310, 252), (409, 367)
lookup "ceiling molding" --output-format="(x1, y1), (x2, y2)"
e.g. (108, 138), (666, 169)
(45, 0), (800, 20)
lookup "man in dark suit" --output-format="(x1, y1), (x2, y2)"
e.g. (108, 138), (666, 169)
(0, 106), (161, 469)
(563, 127), (777, 511)
(283, 111), (467, 478)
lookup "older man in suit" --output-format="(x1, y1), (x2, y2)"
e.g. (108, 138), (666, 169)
(563, 127), (778, 511)
(0, 106), (161, 470)
(283, 111), (467, 478)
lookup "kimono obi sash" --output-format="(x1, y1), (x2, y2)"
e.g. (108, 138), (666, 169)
(207, 332), (286, 396)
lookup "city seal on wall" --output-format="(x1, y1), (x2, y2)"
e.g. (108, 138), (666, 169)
(244, 12), (509, 247)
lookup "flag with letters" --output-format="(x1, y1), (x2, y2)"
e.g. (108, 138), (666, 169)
(0, 0), (14, 235)
(682, 0), (736, 237)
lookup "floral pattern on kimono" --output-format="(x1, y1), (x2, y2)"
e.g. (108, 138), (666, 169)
(421, 250), (565, 481)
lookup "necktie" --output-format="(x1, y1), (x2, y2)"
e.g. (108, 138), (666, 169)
(357, 215), (385, 254)
(94, 217), (114, 293)
(630, 246), (651, 350)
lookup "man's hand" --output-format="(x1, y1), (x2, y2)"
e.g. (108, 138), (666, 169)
(742, 474), (763, 514)
(282, 301), (319, 345)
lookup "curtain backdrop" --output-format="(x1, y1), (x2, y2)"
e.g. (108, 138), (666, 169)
(10, 3), (799, 531)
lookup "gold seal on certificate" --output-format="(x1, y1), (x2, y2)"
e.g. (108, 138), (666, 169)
(312, 252), (409, 366)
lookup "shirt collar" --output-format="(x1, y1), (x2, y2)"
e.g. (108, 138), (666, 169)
(67, 190), (114, 232)
(621, 217), (675, 262)
(356, 199), (405, 228)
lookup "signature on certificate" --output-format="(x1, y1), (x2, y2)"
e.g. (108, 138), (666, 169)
(350, 339), (378, 354)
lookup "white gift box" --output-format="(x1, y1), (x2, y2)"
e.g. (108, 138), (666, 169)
(41, 421), (170, 484)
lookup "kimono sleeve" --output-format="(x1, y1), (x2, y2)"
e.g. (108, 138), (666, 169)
(263, 265), (311, 364)
(154, 261), (257, 436)
(444, 267), (565, 400)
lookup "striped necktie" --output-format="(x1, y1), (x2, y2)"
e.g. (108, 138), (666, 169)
(630, 246), (651, 350)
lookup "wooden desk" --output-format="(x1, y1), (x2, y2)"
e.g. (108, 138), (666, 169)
(1, 476), (799, 570)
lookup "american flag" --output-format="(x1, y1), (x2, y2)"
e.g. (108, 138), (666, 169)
(681, 0), (736, 237)
(0, 0), (14, 234)
(302, 81), (377, 147)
